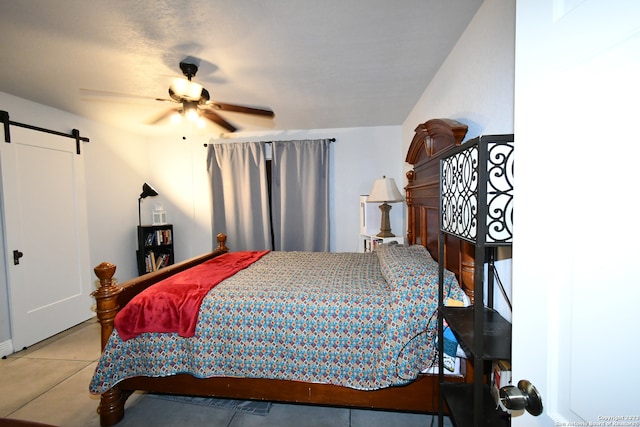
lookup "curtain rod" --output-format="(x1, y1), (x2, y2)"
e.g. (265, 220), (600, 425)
(263, 138), (336, 144)
(204, 138), (335, 147)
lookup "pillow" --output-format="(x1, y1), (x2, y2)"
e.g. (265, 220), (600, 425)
(375, 243), (437, 285)
(375, 242), (461, 301)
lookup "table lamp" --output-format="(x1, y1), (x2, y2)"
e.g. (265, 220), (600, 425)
(367, 176), (404, 237)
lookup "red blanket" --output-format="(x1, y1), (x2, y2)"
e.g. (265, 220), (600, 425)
(115, 250), (270, 340)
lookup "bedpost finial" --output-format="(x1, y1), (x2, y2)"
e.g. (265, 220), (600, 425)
(216, 233), (228, 251)
(93, 262), (120, 297)
(406, 170), (414, 182)
(94, 262), (116, 281)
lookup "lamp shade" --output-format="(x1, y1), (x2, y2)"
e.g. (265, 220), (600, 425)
(138, 183), (159, 228)
(139, 183), (158, 200)
(367, 176), (404, 203)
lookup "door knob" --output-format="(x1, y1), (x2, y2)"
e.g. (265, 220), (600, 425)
(500, 379), (543, 416)
(13, 250), (24, 265)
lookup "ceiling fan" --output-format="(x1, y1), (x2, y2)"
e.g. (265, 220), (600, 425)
(82, 61), (275, 132)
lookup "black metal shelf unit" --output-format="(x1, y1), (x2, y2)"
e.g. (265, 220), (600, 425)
(437, 134), (514, 427)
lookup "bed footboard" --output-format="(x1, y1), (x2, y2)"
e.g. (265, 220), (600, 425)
(91, 233), (228, 426)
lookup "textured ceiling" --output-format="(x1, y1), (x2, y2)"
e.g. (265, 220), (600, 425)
(0, 1), (483, 136)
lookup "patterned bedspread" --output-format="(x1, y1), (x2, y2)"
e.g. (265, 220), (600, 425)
(90, 244), (462, 393)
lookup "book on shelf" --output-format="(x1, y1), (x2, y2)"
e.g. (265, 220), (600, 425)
(144, 228), (173, 247)
(144, 253), (152, 273)
(155, 229), (172, 245)
(143, 251), (168, 273)
(155, 253), (170, 270)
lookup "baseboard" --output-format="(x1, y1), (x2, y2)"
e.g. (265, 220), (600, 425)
(0, 339), (14, 358)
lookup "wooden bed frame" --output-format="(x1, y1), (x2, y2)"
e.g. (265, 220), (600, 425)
(92, 118), (473, 426)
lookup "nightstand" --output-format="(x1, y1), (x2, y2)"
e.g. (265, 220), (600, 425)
(360, 234), (404, 252)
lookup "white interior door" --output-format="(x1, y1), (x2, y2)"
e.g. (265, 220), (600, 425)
(513, 0), (640, 425)
(1, 126), (92, 350)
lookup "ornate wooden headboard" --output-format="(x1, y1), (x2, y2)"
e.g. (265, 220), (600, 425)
(405, 118), (476, 301)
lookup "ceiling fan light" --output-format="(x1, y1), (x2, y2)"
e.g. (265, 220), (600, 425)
(171, 78), (188, 94)
(185, 82), (203, 100)
(170, 111), (182, 124)
(171, 78), (203, 100)
(185, 107), (199, 122)
(196, 117), (206, 128)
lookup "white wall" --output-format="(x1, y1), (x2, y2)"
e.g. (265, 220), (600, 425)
(401, 0), (516, 319)
(0, 187), (8, 347)
(402, 0), (515, 154)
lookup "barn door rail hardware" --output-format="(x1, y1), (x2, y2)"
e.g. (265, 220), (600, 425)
(1, 110), (90, 154)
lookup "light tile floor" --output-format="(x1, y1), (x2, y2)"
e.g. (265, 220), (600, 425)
(0, 319), (452, 427)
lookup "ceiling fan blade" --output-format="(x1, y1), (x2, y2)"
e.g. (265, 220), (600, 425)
(206, 102), (274, 117)
(146, 108), (179, 125)
(79, 88), (174, 103)
(200, 109), (237, 132)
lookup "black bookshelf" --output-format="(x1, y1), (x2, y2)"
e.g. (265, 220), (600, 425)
(136, 224), (174, 275)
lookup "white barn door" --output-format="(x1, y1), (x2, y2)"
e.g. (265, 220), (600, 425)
(1, 126), (92, 350)
(513, 0), (640, 425)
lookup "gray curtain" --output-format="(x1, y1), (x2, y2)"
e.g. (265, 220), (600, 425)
(207, 141), (272, 251)
(271, 139), (330, 251)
